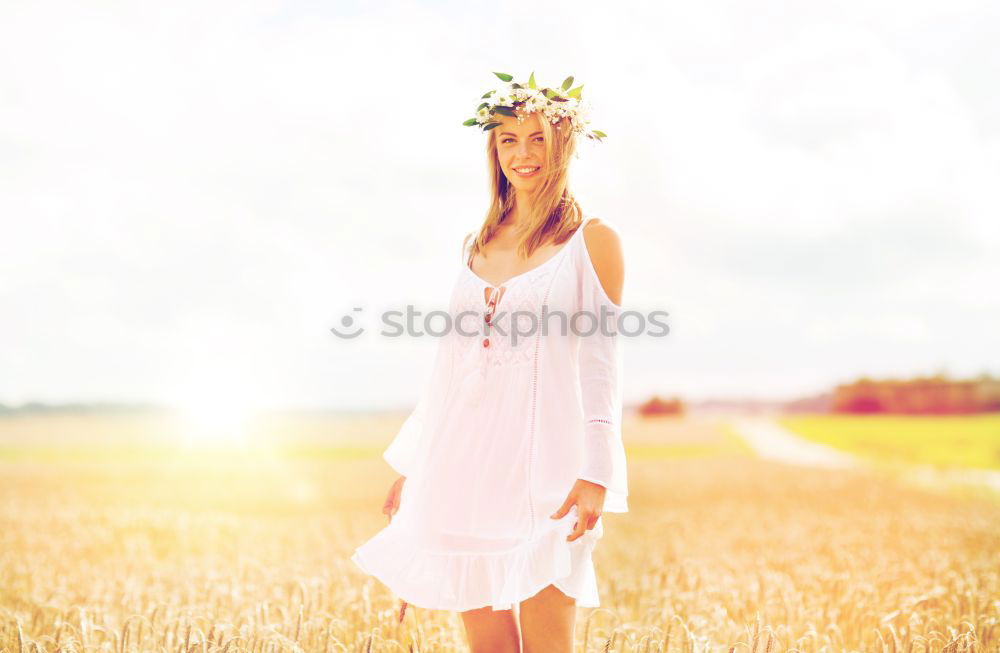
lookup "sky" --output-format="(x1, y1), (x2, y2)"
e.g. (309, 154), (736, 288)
(1, 0), (997, 413)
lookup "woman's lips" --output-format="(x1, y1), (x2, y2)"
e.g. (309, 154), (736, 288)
(513, 166), (540, 178)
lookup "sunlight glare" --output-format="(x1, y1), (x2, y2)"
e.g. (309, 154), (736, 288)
(169, 384), (258, 448)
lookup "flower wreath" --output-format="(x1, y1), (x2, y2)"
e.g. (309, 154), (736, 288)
(462, 71), (607, 142)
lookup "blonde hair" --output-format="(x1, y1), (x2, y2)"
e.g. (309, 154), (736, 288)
(463, 113), (586, 266)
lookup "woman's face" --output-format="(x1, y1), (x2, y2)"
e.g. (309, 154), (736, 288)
(495, 110), (548, 194)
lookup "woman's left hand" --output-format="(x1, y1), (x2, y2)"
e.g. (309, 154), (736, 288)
(550, 479), (606, 542)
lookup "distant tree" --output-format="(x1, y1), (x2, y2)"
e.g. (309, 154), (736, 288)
(639, 395), (685, 416)
(832, 373), (1000, 414)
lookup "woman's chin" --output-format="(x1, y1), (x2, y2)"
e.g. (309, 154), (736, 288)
(509, 178), (540, 191)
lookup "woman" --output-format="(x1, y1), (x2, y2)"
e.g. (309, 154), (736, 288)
(351, 72), (628, 653)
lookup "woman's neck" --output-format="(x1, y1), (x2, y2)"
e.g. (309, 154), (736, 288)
(505, 193), (535, 228)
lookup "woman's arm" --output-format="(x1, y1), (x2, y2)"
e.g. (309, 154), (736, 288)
(577, 218), (629, 501)
(557, 217), (630, 539)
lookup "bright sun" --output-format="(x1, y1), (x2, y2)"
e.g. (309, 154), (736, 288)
(169, 388), (257, 447)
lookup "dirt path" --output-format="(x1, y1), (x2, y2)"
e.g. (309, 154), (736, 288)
(728, 415), (1000, 496)
(727, 416), (858, 468)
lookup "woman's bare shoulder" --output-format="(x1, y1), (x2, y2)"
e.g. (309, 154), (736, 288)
(461, 231), (476, 262)
(581, 218), (624, 306)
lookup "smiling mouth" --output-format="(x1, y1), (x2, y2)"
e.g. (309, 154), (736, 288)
(513, 166), (540, 177)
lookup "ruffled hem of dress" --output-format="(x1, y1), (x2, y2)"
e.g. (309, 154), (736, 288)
(350, 513), (602, 612)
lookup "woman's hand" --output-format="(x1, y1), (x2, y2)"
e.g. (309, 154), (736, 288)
(550, 479), (605, 542)
(383, 475), (406, 521)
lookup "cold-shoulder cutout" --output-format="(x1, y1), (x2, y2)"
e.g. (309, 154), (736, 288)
(580, 218), (624, 307)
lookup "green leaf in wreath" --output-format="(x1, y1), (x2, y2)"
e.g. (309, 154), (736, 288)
(493, 72), (513, 82)
(528, 71), (537, 89)
(561, 76), (573, 91)
(492, 105), (517, 117)
(483, 121), (503, 131)
(477, 102), (489, 112)
(463, 118), (479, 126)
(591, 130), (606, 138)
(567, 85), (583, 99)
(482, 90), (494, 99)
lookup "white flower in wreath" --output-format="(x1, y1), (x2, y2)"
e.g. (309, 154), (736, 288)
(527, 95), (547, 113)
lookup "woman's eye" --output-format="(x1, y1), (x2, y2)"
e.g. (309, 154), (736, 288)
(500, 137), (543, 144)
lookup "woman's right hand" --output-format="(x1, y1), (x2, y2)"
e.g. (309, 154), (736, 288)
(382, 475), (406, 521)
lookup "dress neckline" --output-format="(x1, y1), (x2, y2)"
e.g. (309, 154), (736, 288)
(464, 218), (592, 288)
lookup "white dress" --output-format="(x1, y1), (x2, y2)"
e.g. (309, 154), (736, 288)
(351, 216), (628, 612)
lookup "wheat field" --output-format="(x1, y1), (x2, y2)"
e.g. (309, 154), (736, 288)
(1, 413), (998, 652)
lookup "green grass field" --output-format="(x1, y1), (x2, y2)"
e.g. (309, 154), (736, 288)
(778, 414), (1000, 470)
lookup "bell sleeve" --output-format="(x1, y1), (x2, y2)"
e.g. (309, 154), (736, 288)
(576, 225), (629, 513)
(383, 236), (469, 478)
(383, 390), (428, 478)
(382, 284), (459, 477)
